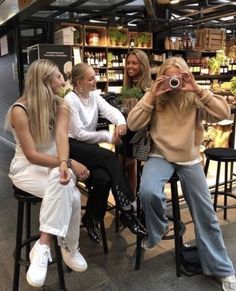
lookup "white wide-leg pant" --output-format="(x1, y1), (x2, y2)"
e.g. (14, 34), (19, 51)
(9, 155), (81, 252)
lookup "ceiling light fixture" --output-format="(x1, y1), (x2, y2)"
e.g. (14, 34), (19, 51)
(220, 16), (234, 21)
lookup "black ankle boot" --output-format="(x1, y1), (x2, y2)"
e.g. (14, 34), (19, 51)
(120, 209), (148, 237)
(82, 216), (100, 243)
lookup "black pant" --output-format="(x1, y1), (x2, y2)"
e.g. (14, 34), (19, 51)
(69, 138), (133, 221)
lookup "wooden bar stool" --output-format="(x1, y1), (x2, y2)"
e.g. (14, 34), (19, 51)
(12, 185), (66, 291)
(135, 172), (186, 277)
(204, 147), (236, 219)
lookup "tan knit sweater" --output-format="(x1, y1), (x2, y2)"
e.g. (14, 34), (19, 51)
(127, 90), (231, 163)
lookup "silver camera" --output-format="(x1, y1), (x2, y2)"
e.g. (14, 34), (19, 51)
(164, 76), (182, 90)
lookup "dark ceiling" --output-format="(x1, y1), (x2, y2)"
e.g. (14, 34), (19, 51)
(1, 0), (236, 38)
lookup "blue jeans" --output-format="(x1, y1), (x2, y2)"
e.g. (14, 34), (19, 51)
(140, 157), (235, 277)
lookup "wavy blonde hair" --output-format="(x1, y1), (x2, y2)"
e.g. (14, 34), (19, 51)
(157, 57), (198, 111)
(123, 49), (152, 92)
(6, 59), (63, 147)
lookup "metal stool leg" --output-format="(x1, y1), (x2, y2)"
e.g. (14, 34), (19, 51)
(135, 195), (143, 270)
(224, 162), (229, 219)
(115, 207), (120, 233)
(13, 200), (24, 291)
(100, 220), (108, 254)
(214, 161), (221, 212)
(170, 179), (183, 277)
(25, 202), (31, 271)
(53, 236), (66, 290)
(135, 235), (142, 270)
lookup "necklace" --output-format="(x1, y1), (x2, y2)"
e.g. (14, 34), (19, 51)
(74, 89), (91, 106)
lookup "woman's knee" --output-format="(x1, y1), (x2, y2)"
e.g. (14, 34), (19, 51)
(89, 168), (110, 186)
(140, 184), (162, 205)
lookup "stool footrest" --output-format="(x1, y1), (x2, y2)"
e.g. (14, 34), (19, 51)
(163, 221), (186, 240)
(215, 205), (236, 209)
(21, 235), (40, 249)
(211, 191), (236, 200)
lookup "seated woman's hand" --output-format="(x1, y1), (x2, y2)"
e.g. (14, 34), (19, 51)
(111, 132), (122, 145)
(59, 163), (71, 185)
(116, 124), (127, 137)
(71, 160), (90, 181)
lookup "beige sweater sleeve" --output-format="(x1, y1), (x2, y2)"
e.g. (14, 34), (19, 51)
(127, 93), (154, 131)
(197, 90), (231, 123)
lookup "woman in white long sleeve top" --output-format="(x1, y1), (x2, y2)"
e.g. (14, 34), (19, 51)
(64, 62), (147, 243)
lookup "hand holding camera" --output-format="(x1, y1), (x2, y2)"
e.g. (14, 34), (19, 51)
(164, 75), (182, 90)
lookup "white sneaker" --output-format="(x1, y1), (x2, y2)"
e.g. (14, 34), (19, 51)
(220, 275), (236, 291)
(141, 238), (156, 252)
(61, 247), (87, 272)
(26, 240), (52, 288)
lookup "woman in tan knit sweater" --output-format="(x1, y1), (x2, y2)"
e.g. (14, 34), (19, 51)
(127, 57), (236, 291)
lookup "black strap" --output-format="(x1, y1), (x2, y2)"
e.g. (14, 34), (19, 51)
(12, 103), (28, 116)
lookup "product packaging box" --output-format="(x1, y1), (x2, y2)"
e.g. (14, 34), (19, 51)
(54, 26), (76, 45)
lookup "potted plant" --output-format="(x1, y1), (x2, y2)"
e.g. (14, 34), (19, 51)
(118, 31), (128, 46)
(109, 28), (120, 46)
(120, 86), (143, 112)
(136, 32), (151, 47)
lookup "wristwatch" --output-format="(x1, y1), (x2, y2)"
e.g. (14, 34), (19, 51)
(67, 158), (72, 168)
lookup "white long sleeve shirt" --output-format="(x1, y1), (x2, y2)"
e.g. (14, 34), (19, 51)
(64, 90), (126, 144)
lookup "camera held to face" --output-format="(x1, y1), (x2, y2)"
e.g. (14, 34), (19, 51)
(164, 75), (182, 90)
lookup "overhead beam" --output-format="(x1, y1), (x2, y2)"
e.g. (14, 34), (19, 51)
(144, 0), (157, 18)
(181, 3), (229, 18)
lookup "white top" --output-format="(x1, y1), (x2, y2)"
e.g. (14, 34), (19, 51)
(10, 103), (56, 164)
(64, 90), (126, 144)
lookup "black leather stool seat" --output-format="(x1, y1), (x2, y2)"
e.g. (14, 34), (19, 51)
(204, 148), (236, 162)
(204, 148), (236, 220)
(12, 185), (66, 291)
(135, 172), (186, 277)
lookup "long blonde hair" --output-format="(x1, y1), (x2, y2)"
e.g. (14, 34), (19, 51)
(157, 57), (197, 111)
(123, 49), (152, 91)
(6, 59), (63, 147)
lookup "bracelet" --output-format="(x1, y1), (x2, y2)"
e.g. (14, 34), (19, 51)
(59, 159), (72, 168)
(197, 88), (204, 96)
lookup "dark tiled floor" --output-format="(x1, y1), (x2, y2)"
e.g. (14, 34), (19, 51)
(0, 139), (236, 291)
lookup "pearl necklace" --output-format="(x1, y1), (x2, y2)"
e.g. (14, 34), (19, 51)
(74, 89), (91, 106)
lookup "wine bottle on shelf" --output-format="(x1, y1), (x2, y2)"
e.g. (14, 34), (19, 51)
(90, 52), (95, 66)
(87, 52), (91, 66)
(122, 54), (126, 67)
(119, 69), (124, 80)
(115, 70), (120, 81)
(118, 54), (123, 67)
(102, 52), (107, 66)
(99, 53), (103, 67)
(130, 37), (135, 47)
(111, 54), (115, 68)
(95, 69), (100, 81)
(94, 53), (99, 67)
(115, 55), (119, 67)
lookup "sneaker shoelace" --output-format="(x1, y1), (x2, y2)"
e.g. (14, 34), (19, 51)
(36, 248), (52, 268)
